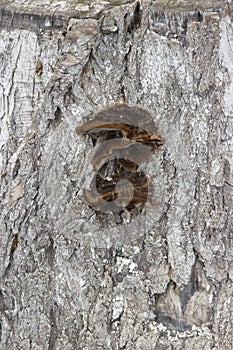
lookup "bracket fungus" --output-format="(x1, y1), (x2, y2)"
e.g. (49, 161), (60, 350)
(76, 103), (164, 213)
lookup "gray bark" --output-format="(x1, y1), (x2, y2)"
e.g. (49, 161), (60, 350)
(0, 0), (233, 349)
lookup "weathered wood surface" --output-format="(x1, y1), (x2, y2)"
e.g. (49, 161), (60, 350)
(0, 0), (233, 349)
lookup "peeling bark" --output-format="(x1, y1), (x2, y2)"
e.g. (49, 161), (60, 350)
(0, 1), (233, 349)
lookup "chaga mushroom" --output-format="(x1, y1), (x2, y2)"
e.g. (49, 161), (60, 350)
(76, 103), (164, 214)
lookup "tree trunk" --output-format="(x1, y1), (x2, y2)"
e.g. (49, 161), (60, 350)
(0, 1), (233, 349)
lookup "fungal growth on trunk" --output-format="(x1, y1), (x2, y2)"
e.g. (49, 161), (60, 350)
(76, 103), (164, 213)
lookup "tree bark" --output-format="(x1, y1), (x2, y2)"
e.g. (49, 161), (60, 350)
(0, 1), (233, 349)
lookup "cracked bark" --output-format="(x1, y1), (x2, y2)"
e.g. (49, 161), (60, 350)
(0, 0), (233, 349)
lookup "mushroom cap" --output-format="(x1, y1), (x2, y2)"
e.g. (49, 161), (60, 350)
(76, 103), (161, 138)
(92, 139), (152, 170)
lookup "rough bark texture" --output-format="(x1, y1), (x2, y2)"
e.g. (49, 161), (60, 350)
(0, 0), (233, 349)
